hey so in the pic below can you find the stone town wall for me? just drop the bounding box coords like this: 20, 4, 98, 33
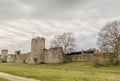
7, 54, 16, 62
92, 53, 114, 63
6, 52, 30, 63
0, 36, 65, 64
0, 55, 1, 62
66, 54, 94, 62
15, 52, 30, 63
1, 37, 109, 64
65, 53, 117, 63
1, 49, 8, 62
44, 47, 64, 63
28, 37, 65, 64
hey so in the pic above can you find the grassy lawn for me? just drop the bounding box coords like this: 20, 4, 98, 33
0, 77, 10, 81
0, 62, 120, 81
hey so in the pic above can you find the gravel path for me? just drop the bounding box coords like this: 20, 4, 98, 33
0, 72, 40, 81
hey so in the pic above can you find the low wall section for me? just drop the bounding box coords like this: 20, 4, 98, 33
66, 54, 94, 62
15, 52, 30, 63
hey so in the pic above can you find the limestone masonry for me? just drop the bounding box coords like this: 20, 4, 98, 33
28, 37, 64, 64
1, 49, 8, 62
0, 37, 95, 64
0, 37, 65, 64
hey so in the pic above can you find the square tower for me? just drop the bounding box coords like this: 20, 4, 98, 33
29, 37, 45, 64
1, 49, 8, 62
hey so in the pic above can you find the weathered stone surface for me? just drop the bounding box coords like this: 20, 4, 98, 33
1, 49, 8, 62
7, 54, 16, 62
29, 37, 45, 64
93, 53, 114, 63
66, 54, 94, 62
15, 53, 30, 63
36, 37, 45, 63
44, 47, 64, 63
29, 38, 36, 64
29, 37, 64, 64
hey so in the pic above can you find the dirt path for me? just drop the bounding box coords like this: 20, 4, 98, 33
0, 72, 40, 81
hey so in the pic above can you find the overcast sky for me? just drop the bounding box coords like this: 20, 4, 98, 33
0, 0, 119, 53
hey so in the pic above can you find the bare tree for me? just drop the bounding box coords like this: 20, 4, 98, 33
97, 20, 120, 53
97, 20, 120, 64
51, 32, 75, 54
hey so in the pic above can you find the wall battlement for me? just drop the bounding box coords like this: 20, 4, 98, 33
29, 37, 64, 64
0, 37, 96, 64
29, 37, 45, 64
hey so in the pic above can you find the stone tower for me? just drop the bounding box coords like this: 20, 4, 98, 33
29, 37, 45, 64
1, 49, 8, 62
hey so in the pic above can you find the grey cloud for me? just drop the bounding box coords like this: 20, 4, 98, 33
0, 0, 120, 53
0, 19, 99, 53
0, 0, 119, 21
0, 0, 89, 20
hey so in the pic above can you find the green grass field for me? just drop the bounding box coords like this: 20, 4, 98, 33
0, 77, 10, 81
0, 62, 120, 81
